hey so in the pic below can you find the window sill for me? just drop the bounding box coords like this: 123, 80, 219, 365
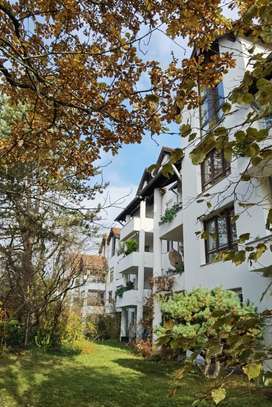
200, 171, 231, 196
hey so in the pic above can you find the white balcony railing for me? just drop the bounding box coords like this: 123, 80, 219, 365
115, 288, 152, 308
117, 251, 153, 273
120, 217, 154, 241
159, 206, 183, 240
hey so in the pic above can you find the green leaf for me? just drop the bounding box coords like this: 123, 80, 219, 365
247, 143, 260, 158
170, 148, 184, 163
211, 387, 226, 405
239, 233, 250, 243
243, 362, 262, 381
223, 147, 232, 162
188, 132, 197, 142
190, 149, 207, 165
263, 372, 272, 386
233, 250, 246, 265
147, 164, 158, 174
145, 94, 160, 103
255, 243, 267, 259
180, 124, 191, 137
161, 163, 173, 178
222, 102, 231, 113
240, 93, 255, 104
256, 78, 272, 91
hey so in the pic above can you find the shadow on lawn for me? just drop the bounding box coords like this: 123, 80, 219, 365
0, 351, 271, 407
113, 357, 179, 377
0, 353, 189, 407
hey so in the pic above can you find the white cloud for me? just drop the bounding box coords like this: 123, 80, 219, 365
81, 183, 137, 253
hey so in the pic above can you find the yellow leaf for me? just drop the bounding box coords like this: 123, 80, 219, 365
211, 387, 226, 405
243, 362, 262, 381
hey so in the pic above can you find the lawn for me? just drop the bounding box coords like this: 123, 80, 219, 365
0, 341, 271, 407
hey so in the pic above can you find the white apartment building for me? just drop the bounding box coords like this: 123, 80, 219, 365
103, 34, 272, 342
71, 254, 107, 318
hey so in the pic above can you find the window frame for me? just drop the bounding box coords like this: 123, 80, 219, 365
204, 206, 237, 263
201, 148, 231, 190
200, 82, 225, 129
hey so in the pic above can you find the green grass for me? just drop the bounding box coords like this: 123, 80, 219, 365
0, 341, 271, 407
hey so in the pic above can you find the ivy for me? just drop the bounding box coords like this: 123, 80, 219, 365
160, 203, 182, 224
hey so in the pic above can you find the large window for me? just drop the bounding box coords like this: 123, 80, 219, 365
201, 82, 224, 129
201, 148, 230, 190
204, 206, 237, 263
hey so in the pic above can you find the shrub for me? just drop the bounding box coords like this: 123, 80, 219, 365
0, 319, 24, 349
86, 314, 121, 340
157, 288, 262, 374
134, 340, 153, 358
156, 288, 271, 405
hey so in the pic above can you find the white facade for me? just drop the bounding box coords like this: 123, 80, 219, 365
70, 255, 106, 318
103, 36, 272, 342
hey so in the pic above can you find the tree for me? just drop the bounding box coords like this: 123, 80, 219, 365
0, 1, 268, 178
0, 158, 104, 347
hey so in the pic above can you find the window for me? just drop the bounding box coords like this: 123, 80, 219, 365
201, 148, 230, 189
111, 237, 116, 257
167, 240, 174, 252
201, 82, 224, 129
204, 206, 237, 263
87, 290, 104, 306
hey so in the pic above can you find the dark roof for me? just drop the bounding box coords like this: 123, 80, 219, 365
140, 160, 181, 198
115, 147, 181, 222
136, 146, 174, 195
114, 196, 141, 222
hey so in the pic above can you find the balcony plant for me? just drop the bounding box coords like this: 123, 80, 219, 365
166, 264, 184, 275
118, 239, 138, 256
115, 281, 135, 298
160, 202, 182, 224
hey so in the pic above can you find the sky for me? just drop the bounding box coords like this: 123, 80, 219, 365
89, 4, 238, 246
91, 29, 188, 235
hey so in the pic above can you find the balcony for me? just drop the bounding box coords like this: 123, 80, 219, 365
120, 217, 154, 241
118, 251, 153, 273
159, 205, 183, 240
116, 288, 152, 308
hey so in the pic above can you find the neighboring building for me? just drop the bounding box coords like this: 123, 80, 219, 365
103, 34, 272, 342
71, 254, 107, 318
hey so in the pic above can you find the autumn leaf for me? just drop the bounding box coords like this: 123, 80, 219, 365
243, 362, 262, 381
211, 387, 226, 405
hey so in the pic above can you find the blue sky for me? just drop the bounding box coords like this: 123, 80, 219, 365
92, 29, 187, 229
93, 4, 237, 230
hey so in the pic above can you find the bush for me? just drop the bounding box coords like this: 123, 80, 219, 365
0, 319, 24, 349
157, 288, 262, 374
86, 314, 121, 340
62, 311, 85, 344
134, 340, 153, 358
